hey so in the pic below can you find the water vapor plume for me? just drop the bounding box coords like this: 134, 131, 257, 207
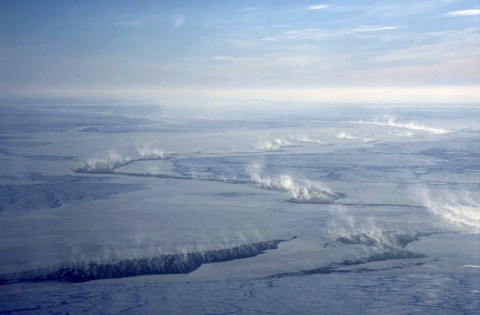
75, 147, 173, 174
75, 151, 130, 173
327, 206, 426, 250
418, 188, 479, 232
137, 146, 174, 160
291, 136, 327, 145
388, 130, 415, 137
337, 231, 426, 251
337, 132, 374, 143
352, 116, 452, 135
255, 138, 291, 152
0, 240, 287, 284
247, 163, 344, 203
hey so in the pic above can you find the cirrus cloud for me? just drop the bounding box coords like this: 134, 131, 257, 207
307, 5, 330, 10
446, 9, 480, 16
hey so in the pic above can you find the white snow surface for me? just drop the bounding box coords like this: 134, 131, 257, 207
0, 104, 479, 314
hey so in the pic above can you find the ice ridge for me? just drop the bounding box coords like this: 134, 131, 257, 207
0, 240, 286, 284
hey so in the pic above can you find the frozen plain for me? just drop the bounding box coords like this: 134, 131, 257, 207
0, 104, 479, 314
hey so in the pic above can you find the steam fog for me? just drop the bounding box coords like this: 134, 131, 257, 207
0, 104, 478, 313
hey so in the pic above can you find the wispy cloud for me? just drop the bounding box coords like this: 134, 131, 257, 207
240, 7, 258, 12
307, 5, 330, 10
446, 9, 480, 16
276, 25, 398, 41
373, 28, 480, 65
284, 28, 325, 40
225, 38, 261, 49
352, 26, 398, 33
212, 55, 237, 61
115, 20, 144, 27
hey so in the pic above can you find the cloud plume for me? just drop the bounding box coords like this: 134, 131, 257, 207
255, 139, 291, 152
352, 116, 452, 135
247, 164, 344, 204
418, 188, 479, 232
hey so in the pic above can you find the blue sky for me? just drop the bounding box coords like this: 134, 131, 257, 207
1, 0, 479, 105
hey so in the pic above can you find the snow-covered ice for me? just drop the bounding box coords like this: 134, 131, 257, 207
0, 104, 479, 314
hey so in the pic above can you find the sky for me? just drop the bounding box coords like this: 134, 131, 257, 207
1, 0, 479, 106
